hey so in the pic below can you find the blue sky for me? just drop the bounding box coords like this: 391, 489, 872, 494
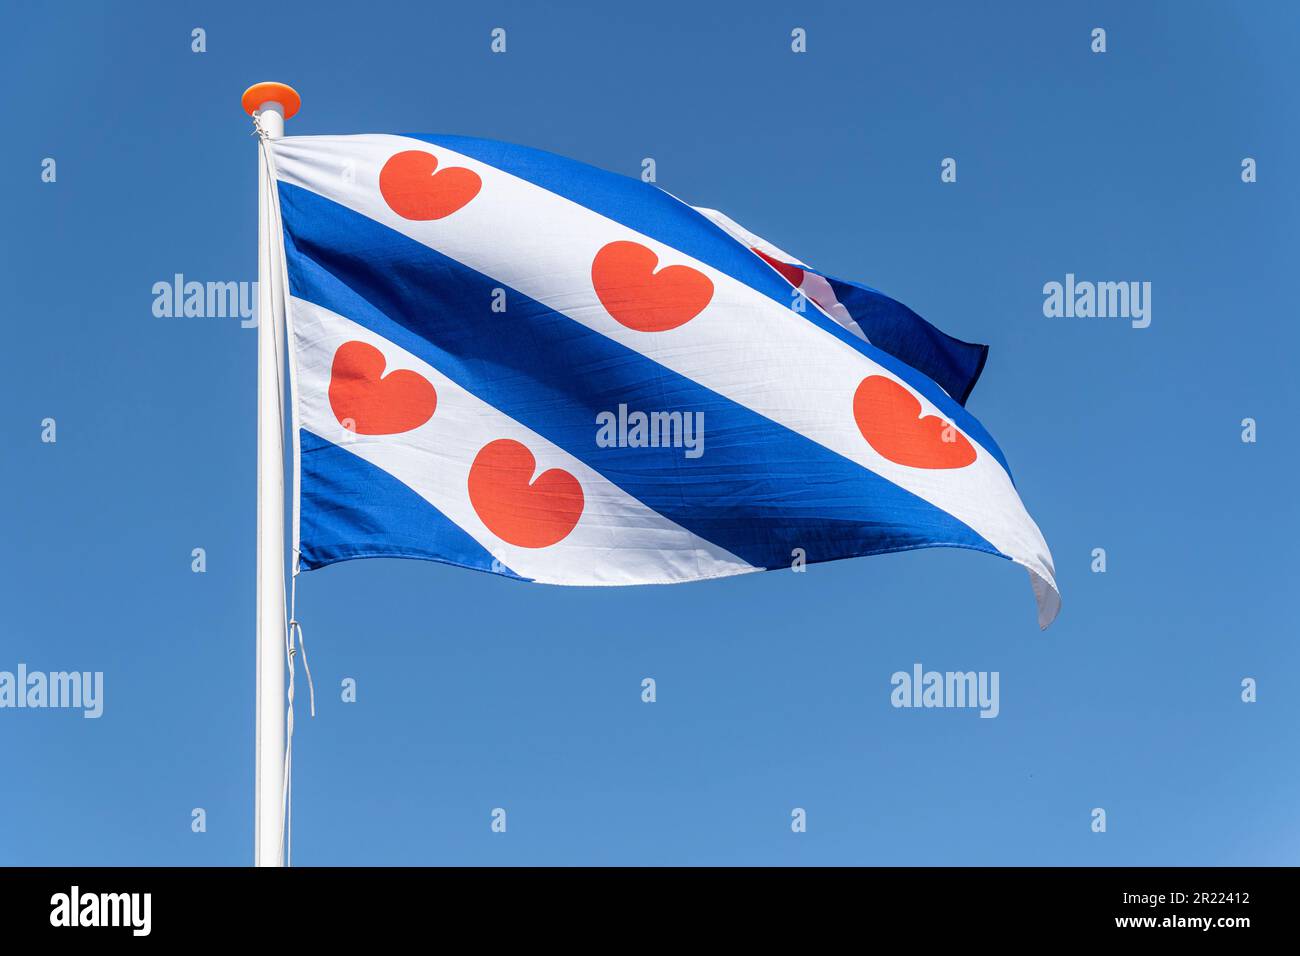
1, 0, 1297, 865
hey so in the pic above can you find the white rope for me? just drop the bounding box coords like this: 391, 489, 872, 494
254, 112, 317, 867
250, 109, 270, 141
281, 569, 317, 867
290, 569, 318, 719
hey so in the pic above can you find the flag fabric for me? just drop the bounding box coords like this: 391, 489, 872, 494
268, 133, 1060, 627
690, 207, 989, 405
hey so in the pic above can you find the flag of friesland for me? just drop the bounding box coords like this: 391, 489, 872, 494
267, 133, 1059, 627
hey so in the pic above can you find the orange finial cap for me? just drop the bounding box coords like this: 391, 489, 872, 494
241, 82, 301, 118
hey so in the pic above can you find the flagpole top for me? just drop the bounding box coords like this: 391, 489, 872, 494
242, 82, 301, 118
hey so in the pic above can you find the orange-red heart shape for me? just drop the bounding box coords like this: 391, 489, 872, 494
329, 340, 438, 436
853, 375, 976, 469
379, 150, 482, 221
468, 439, 584, 549
591, 241, 714, 332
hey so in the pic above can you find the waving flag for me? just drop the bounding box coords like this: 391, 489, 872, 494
269, 133, 1060, 627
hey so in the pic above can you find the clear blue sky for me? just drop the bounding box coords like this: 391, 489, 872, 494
2, 0, 1296, 865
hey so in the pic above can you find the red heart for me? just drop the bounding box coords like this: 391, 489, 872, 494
853, 375, 976, 469
329, 341, 438, 436
379, 150, 482, 220
591, 241, 714, 332
468, 439, 584, 549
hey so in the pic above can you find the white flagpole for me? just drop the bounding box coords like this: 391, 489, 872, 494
243, 82, 300, 868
